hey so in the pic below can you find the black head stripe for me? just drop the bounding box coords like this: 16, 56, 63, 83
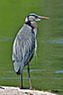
27, 14, 38, 18
26, 20, 31, 26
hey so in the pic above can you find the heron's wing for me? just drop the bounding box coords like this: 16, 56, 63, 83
12, 24, 35, 74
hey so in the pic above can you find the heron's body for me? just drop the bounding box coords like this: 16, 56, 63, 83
12, 13, 49, 89
12, 24, 35, 75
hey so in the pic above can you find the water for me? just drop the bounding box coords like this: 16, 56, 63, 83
42, 39, 63, 44
8, 69, 45, 73
55, 71, 63, 74
0, 77, 36, 80
54, 77, 63, 79
0, 0, 63, 94
0, 36, 14, 42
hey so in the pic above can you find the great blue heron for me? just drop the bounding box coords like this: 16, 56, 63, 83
12, 13, 49, 89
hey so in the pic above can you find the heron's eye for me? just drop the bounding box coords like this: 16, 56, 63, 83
35, 16, 38, 18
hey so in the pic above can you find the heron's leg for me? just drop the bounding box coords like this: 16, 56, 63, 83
27, 64, 32, 89
21, 73, 23, 89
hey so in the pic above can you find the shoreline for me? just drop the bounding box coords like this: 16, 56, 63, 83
0, 86, 58, 95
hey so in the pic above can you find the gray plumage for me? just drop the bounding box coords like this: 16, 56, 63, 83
12, 13, 49, 89
12, 24, 35, 75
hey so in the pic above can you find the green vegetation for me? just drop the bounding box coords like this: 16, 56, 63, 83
0, 0, 63, 95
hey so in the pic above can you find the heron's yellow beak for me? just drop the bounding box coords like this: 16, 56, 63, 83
38, 16, 50, 20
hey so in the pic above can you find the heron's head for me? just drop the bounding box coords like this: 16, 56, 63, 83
25, 13, 49, 23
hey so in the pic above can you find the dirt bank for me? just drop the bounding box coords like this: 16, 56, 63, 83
0, 86, 58, 95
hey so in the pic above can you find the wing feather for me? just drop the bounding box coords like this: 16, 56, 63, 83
12, 24, 35, 74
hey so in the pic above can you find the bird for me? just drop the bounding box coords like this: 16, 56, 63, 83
12, 13, 49, 89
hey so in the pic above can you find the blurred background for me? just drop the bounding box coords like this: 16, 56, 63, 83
0, 0, 63, 94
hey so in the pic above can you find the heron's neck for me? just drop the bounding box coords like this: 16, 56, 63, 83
25, 21, 31, 27
31, 22, 38, 38
25, 21, 37, 37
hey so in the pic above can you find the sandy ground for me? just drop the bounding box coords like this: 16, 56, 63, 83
0, 86, 58, 95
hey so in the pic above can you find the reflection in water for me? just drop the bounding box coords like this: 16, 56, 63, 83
8, 69, 45, 73
50, 76, 63, 80
54, 77, 63, 79
55, 71, 63, 73
24, 69, 45, 72
42, 39, 63, 44
4, 69, 45, 80
0, 77, 36, 80
0, 36, 14, 41
41, 82, 44, 84
5, 69, 45, 80
8, 71, 15, 73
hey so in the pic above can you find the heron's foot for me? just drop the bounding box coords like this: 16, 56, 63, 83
20, 87, 29, 89
20, 86, 24, 89
30, 86, 33, 90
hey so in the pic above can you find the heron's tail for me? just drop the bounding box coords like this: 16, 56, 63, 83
13, 61, 24, 75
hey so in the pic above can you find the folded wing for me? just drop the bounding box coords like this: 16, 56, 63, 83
12, 24, 35, 75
